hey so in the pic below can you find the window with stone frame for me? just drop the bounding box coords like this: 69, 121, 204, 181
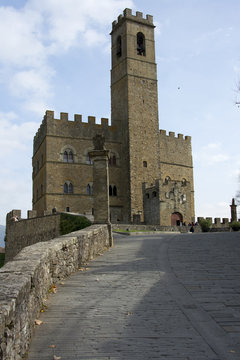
63, 149, 74, 163
137, 32, 146, 56
64, 182, 73, 194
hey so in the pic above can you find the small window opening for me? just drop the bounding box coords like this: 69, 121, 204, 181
109, 185, 113, 196
182, 178, 187, 186
137, 32, 145, 56
116, 35, 122, 57
143, 161, 147, 168
152, 191, 157, 198
164, 176, 171, 185
66, 207, 70, 212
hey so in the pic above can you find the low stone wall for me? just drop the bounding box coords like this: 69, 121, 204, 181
112, 224, 180, 232
113, 224, 229, 233
5, 211, 62, 263
0, 224, 112, 360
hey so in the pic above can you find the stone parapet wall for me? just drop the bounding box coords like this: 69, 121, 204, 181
5, 211, 62, 263
112, 224, 180, 232
197, 217, 231, 230
0, 224, 112, 360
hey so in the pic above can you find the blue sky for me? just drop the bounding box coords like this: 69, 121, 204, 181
0, 0, 240, 225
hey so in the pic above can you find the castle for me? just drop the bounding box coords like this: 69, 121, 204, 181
32, 9, 195, 226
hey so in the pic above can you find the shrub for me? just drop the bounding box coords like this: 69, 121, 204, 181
230, 221, 240, 232
60, 213, 91, 235
199, 218, 211, 232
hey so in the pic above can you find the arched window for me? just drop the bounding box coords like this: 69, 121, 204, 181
113, 185, 117, 196
152, 191, 157, 198
68, 182, 73, 194
87, 184, 93, 195
182, 178, 187, 186
60, 145, 77, 163
116, 35, 122, 57
63, 151, 68, 162
137, 32, 145, 56
109, 185, 117, 197
164, 176, 171, 185
68, 151, 73, 163
64, 182, 68, 194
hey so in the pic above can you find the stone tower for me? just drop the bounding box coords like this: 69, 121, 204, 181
111, 9, 160, 221
32, 9, 195, 226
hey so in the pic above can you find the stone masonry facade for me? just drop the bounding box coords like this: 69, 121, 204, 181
32, 9, 195, 226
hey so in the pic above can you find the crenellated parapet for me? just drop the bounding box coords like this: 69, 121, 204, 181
197, 217, 231, 229
33, 110, 118, 155
111, 8, 154, 33
159, 129, 191, 142
159, 129, 193, 169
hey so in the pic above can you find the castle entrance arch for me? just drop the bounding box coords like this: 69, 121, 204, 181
171, 212, 183, 226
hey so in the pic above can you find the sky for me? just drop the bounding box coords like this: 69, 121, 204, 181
0, 0, 240, 225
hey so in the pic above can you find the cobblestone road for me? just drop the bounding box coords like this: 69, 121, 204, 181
26, 232, 240, 360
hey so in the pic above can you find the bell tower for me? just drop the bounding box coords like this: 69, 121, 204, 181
111, 9, 160, 221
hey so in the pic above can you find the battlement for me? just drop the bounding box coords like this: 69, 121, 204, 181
111, 8, 154, 32
6, 209, 38, 223
44, 110, 110, 126
159, 129, 191, 141
34, 110, 116, 154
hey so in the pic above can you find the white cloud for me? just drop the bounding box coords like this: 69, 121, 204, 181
0, 112, 38, 156
0, 112, 40, 224
0, 7, 45, 67
0, 0, 134, 114
194, 142, 230, 166
197, 201, 231, 219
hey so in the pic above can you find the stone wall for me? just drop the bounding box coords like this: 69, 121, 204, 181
0, 224, 112, 360
5, 211, 62, 263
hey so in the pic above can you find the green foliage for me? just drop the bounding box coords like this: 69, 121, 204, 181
0, 253, 5, 268
199, 219, 211, 232
230, 221, 240, 232
60, 213, 91, 235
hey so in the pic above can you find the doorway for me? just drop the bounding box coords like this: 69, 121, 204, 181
171, 212, 183, 226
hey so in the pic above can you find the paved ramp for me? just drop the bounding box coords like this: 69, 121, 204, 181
26, 232, 240, 359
